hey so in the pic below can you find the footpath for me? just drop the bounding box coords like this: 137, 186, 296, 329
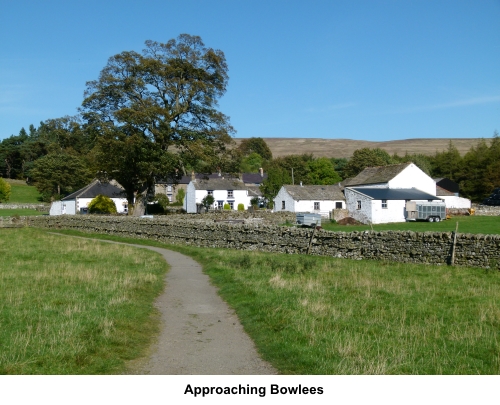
55, 234, 277, 375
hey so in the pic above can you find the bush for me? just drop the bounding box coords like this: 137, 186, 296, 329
88, 195, 117, 214
0, 178, 11, 203
223, 203, 231, 210
176, 188, 185, 205
237, 203, 245, 211
201, 195, 215, 212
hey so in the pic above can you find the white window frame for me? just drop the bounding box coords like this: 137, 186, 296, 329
357, 200, 362, 210
227, 190, 234, 198
314, 202, 320, 210
382, 199, 388, 209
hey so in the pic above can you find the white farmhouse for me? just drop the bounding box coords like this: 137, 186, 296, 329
435, 186, 471, 209
49, 180, 128, 215
273, 184, 345, 218
184, 178, 255, 213
343, 162, 442, 224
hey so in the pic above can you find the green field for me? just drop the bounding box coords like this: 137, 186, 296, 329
2, 178, 42, 203
322, 215, 500, 235
0, 228, 168, 374
49, 229, 500, 375
0, 209, 44, 217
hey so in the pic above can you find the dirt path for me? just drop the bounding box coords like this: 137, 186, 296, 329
52, 234, 277, 375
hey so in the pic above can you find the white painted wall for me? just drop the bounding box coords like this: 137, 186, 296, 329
274, 186, 345, 217
370, 199, 406, 224
389, 164, 436, 195
186, 181, 252, 213
442, 196, 471, 209
274, 187, 297, 213
77, 197, 128, 214
49, 200, 76, 215
185, 182, 197, 213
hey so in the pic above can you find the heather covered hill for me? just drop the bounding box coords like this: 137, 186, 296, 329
233, 138, 481, 159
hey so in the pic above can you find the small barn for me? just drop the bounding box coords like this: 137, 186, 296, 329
345, 187, 443, 224
49, 180, 128, 215
273, 184, 345, 218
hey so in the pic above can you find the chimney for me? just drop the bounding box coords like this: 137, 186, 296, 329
259, 167, 263, 178
191, 170, 195, 181
300, 181, 303, 187
217, 167, 221, 177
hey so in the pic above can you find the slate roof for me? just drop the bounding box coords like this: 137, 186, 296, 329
434, 178, 459, 194
284, 185, 345, 201
436, 185, 455, 196
348, 187, 441, 201
157, 172, 266, 185
62, 180, 125, 201
343, 162, 412, 186
242, 173, 267, 184
192, 178, 249, 191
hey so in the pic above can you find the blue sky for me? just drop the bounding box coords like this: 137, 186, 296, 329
1, 0, 499, 142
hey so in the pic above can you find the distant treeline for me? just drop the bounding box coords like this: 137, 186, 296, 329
1, 122, 499, 203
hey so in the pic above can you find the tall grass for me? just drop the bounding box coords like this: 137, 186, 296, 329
173, 247, 500, 374
0, 228, 168, 374
28, 229, 500, 374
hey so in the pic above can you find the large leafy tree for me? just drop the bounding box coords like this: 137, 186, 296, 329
30, 153, 94, 202
343, 148, 395, 178
81, 34, 236, 215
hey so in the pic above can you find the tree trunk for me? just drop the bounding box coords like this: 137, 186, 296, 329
131, 188, 147, 216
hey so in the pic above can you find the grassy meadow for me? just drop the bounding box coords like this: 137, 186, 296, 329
0, 228, 168, 374
322, 215, 500, 235
51, 230, 500, 374
2, 178, 41, 204
0, 209, 43, 217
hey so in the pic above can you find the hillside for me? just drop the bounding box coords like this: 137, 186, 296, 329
234, 138, 482, 159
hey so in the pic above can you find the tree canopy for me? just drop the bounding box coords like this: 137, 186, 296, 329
81, 34, 236, 215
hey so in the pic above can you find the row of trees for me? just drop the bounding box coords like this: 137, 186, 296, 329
0, 34, 497, 208
255, 135, 499, 203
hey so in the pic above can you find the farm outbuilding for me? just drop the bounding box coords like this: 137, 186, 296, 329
273, 184, 345, 218
49, 180, 128, 215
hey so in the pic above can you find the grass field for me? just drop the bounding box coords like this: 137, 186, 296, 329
2, 178, 42, 203
51, 229, 500, 374
0, 209, 44, 217
0, 228, 168, 374
322, 215, 500, 235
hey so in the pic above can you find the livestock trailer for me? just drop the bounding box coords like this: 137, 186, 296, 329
296, 213, 322, 227
405, 201, 446, 222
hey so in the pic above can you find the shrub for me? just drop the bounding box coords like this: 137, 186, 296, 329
88, 195, 117, 214
176, 188, 185, 205
223, 203, 231, 210
0, 178, 11, 203
201, 195, 215, 212
237, 203, 245, 211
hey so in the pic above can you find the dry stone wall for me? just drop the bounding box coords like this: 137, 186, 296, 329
27, 215, 500, 270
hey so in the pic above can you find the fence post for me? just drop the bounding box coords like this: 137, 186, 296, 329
451, 222, 459, 266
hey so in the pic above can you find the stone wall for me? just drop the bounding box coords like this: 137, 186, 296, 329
0, 203, 49, 211
473, 204, 500, 216
27, 215, 500, 269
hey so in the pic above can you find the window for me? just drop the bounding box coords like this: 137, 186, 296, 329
282, 201, 286, 210
217, 201, 223, 209
166, 185, 172, 192
382, 199, 388, 209
227, 190, 233, 198
207, 190, 213, 196
335, 202, 343, 209
314, 202, 320, 210
228, 201, 234, 210
357, 200, 362, 210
